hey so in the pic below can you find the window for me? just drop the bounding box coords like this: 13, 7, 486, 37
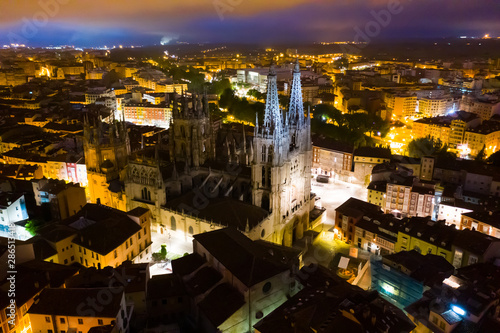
114, 250, 117, 259
98, 319, 103, 325
64, 259, 68, 264
96, 254, 99, 260
468, 255, 478, 265
45, 316, 51, 323
60, 318, 65, 324
171, 216, 176, 231
78, 319, 83, 325
144, 227, 146, 236
262, 282, 272, 294
129, 237, 133, 245
188, 226, 194, 235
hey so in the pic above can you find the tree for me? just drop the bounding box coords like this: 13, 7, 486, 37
407, 136, 457, 161
313, 104, 342, 123
160, 244, 167, 259
24, 219, 44, 236
211, 78, 231, 96
407, 137, 442, 158
247, 89, 263, 100
219, 88, 235, 109
333, 57, 349, 69
487, 150, 500, 167
475, 145, 486, 161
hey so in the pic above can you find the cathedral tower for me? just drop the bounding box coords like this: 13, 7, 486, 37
83, 115, 130, 210
168, 91, 214, 167
252, 62, 312, 245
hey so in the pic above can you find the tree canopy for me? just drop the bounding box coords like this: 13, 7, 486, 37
487, 150, 500, 167
407, 136, 456, 161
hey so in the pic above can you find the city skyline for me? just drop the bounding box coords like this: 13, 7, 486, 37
1, 0, 499, 47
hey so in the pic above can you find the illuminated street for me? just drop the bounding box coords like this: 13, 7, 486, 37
151, 229, 193, 258
311, 177, 368, 227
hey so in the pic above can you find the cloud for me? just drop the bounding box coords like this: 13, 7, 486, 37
0, 0, 497, 45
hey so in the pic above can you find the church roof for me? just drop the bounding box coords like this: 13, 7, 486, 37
163, 191, 268, 231
198, 283, 245, 328
192, 228, 292, 288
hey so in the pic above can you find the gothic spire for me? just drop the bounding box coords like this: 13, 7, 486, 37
203, 88, 209, 116
262, 64, 283, 137
289, 58, 304, 127
172, 90, 179, 116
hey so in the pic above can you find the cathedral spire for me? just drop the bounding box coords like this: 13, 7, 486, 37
203, 88, 209, 116
172, 89, 179, 116
263, 64, 283, 137
254, 112, 259, 136
242, 124, 246, 153
289, 58, 304, 127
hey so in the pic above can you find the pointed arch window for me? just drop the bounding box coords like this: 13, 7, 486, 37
180, 125, 186, 138
181, 143, 186, 157
170, 216, 176, 231
262, 166, 266, 186
267, 167, 271, 186
268, 145, 273, 163
141, 187, 151, 201
261, 145, 266, 162
149, 170, 156, 186
132, 168, 139, 183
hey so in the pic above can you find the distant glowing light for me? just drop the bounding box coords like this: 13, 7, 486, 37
451, 305, 466, 316
443, 278, 461, 289
382, 283, 396, 295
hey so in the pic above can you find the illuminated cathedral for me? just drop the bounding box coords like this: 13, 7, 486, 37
86, 60, 313, 246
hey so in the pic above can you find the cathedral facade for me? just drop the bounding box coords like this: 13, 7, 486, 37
83, 115, 129, 211
122, 61, 312, 247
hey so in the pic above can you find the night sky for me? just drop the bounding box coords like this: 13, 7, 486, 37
0, 0, 498, 47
